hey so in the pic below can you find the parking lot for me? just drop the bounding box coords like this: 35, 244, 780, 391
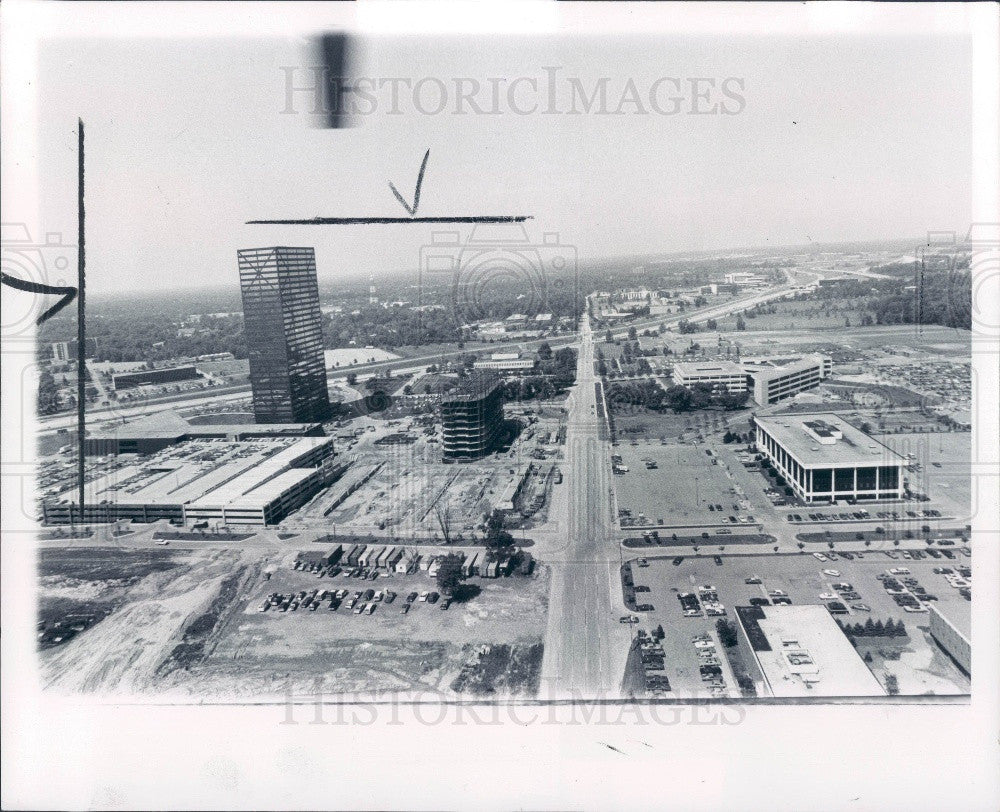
615, 443, 746, 529
233, 550, 550, 646
622, 549, 970, 696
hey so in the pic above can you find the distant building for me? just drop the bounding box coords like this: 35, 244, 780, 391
51, 338, 98, 362
473, 352, 536, 373
745, 354, 832, 405
238, 247, 330, 423
734, 604, 885, 697
724, 272, 765, 286
755, 413, 906, 503
83, 410, 325, 456
672, 361, 748, 393
441, 372, 504, 461
112, 365, 201, 391
928, 604, 970, 676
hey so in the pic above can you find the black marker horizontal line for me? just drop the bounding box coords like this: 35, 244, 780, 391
246, 215, 533, 225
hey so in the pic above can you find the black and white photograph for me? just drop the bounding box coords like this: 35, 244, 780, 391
2, 2, 998, 809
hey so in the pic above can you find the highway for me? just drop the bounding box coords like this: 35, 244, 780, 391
539, 313, 632, 698
36, 275, 808, 435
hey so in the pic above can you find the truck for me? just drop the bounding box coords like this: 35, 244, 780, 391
463, 552, 480, 578
386, 547, 404, 571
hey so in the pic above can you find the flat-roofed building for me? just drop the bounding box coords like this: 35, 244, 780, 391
441, 372, 504, 461
112, 365, 201, 391
734, 604, 885, 697
42, 436, 336, 526
746, 354, 832, 405
473, 352, 537, 373
83, 410, 324, 456
672, 360, 748, 393
755, 413, 906, 503
928, 603, 970, 676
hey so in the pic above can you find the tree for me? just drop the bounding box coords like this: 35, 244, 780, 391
735, 315, 746, 331
346, 372, 358, 385
434, 504, 453, 545
435, 554, 466, 596
716, 619, 738, 647
483, 513, 516, 561
537, 341, 553, 361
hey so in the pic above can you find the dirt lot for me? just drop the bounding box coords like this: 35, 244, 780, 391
624, 550, 969, 697
38, 545, 550, 699
39, 546, 259, 694
187, 553, 550, 699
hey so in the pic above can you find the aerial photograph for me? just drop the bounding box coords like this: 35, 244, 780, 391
18, 27, 978, 707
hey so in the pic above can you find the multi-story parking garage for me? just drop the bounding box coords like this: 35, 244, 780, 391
754, 413, 906, 503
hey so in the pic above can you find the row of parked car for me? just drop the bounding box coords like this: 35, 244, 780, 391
691, 633, 727, 697
878, 570, 932, 613
259, 587, 448, 615
635, 630, 671, 697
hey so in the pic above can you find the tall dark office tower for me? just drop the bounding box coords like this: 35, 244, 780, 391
238, 247, 330, 423
440, 372, 504, 461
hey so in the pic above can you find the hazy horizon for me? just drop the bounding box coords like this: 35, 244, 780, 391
36, 33, 974, 294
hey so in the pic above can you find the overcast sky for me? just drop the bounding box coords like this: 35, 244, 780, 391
38, 30, 973, 293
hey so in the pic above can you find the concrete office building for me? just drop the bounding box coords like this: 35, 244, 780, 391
755, 413, 906, 503
928, 604, 971, 676
473, 352, 537, 374
441, 372, 504, 461
238, 247, 330, 423
734, 604, 885, 697
746, 354, 832, 405
672, 360, 748, 393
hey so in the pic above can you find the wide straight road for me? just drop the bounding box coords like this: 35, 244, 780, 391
540, 314, 632, 699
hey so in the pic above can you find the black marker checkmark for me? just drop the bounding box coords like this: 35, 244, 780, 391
388, 149, 430, 216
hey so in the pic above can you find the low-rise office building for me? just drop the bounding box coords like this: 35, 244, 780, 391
82, 410, 324, 456
928, 603, 970, 676
473, 352, 537, 373
734, 604, 885, 697
755, 413, 906, 503
745, 354, 832, 405
671, 361, 748, 393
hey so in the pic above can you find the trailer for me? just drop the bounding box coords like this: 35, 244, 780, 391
358, 546, 381, 568
345, 544, 363, 566
485, 560, 499, 579
427, 557, 443, 577
376, 546, 393, 570
386, 547, 404, 570
395, 552, 415, 574
325, 544, 344, 566
464, 552, 481, 577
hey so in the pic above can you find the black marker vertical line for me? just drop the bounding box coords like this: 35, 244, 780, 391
77, 119, 86, 522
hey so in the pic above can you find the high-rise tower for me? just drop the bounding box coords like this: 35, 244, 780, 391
238, 247, 330, 423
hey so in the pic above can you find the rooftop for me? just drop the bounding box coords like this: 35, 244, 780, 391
738, 604, 885, 697
441, 371, 502, 403
673, 360, 746, 377
755, 413, 907, 467
88, 410, 323, 443
48, 436, 333, 509
929, 600, 971, 641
